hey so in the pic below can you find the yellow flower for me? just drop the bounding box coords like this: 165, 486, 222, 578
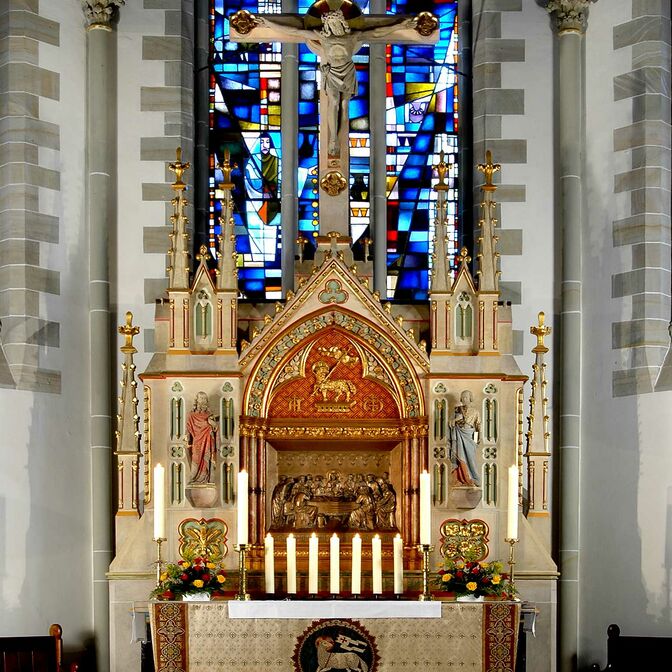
192, 579, 204, 588
479, 562, 490, 569
181, 561, 191, 568
466, 582, 477, 591
491, 575, 501, 585
217, 574, 226, 584
441, 573, 452, 583
206, 562, 216, 569
456, 560, 465, 569
160, 573, 168, 582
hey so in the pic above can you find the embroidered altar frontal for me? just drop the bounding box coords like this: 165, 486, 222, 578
150, 601, 520, 671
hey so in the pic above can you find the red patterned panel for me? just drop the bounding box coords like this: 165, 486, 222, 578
268, 330, 400, 420
483, 603, 520, 672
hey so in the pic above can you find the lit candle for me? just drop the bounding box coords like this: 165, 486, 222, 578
507, 465, 519, 540
420, 470, 431, 545
237, 469, 249, 546
264, 533, 275, 594
330, 534, 340, 595
372, 534, 382, 595
351, 533, 361, 595
153, 464, 166, 540
309, 533, 319, 595
286, 534, 297, 595
393, 534, 403, 595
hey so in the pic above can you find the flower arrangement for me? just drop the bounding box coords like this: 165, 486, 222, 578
436, 552, 511, 598
151, 555, 227, 600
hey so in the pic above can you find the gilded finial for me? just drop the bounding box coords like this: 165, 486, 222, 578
435, 150, 448, 188
196, 244, 211, 263
531, 311, 551, 354
218, 148, 234, 185
169, 147, 190, 191
477, 150, 500, 190
119, 311, 140, 354
458, 246, 471, 267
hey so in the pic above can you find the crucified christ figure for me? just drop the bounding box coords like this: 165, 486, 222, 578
231, 6, 438, 159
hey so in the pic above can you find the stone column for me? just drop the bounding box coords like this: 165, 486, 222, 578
544, 2, 595, 670
82, 3, 124, 670
370, 0, 387, 296
281, 0, 299, 295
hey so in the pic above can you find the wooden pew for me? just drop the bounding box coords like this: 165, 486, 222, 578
0, 624, 78, 672
590, 623, 672, 671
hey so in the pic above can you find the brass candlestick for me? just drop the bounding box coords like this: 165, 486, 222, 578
153, 537, 166, 586
417, 544, 434, 601
505, 537, 518, 596
235, 544, 251, 601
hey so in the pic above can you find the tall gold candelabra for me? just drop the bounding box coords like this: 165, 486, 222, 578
153, 537, 166, 586
235, 544, 251, 601
505, 537, 518, 595
417, 544, 434, 601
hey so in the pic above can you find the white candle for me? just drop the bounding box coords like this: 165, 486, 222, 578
372, 534, 382, 595
286, 534, 297, 594
237, 470, 248, 546
264, 533, 275, 594
153, 463, 165, 540
351, 533, 362, 595
507, 465, 519, 540
393, 534, 403, 594
308, 533, 319, 594
330, 534, 340, 595
420, 470, 431, 545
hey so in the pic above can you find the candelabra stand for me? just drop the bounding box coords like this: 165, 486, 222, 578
235, 544, 251, 601
153, 537, 166, 586
505, 537, 518, 595
417, 544, 434, 601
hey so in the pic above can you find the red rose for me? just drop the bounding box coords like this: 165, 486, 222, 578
472, 567, 480, 573
201, 574, 211, 582
181, 573, 189, 581
217, 569, 225, 576
456, 570, 464, 579
482, 577, 490, 583
161, 590, 174, 600
194, 557, 203, 564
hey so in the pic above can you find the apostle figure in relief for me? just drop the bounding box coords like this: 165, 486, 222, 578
186, 391, 219, 484
253, 10, 416, 158
449, 390, 481, 487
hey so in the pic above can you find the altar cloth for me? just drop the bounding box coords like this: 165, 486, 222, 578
150, 600, 521, 672
228, 599, 442, 619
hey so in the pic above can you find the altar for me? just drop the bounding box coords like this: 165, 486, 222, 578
150, 600, 521, 672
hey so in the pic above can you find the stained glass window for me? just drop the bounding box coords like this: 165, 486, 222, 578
209, 0, 459, 301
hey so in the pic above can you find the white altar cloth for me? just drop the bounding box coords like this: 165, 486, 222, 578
228, 599, 442, 619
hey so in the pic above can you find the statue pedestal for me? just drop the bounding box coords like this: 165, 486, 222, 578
186, 483, 218, 508
449, 486, 482, 510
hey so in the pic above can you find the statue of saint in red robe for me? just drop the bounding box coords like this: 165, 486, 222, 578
186, 391, 219, 484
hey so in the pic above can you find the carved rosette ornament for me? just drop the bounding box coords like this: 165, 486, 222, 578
415, 12, 439, 38
320, 170, 348, 196
81, 0, 125, 30
545, 0, 597, 34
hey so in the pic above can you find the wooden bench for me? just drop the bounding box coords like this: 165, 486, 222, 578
590, 623, 672, 671
0, 624, 78, 672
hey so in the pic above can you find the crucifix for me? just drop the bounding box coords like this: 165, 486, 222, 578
230, 0, 439, 242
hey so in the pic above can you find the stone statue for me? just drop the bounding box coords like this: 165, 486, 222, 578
252, 10, 417, 157
449, 390, 481, 486
271, 475, 295, 527
186, 391, 219, 484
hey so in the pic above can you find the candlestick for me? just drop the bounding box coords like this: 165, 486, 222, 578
153, 463, 165, 540
505, 537, 519, 596
237, 470, 249, 546
330, 534, 340, 596
351, 533, 361, 596
507, 465, 519, 541
234, 543, 251, 601
372, 535, 382, 595
417, 544, 434, 601
393, 534, 403, 595
153, 536, 166, 586
420, 470, 431, 545
309, 533, 319, 595
286, 534, 297, 595
264, 533, 275, 594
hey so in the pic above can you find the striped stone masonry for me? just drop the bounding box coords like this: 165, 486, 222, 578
612, 0, 671, 396
0, 0, 61, 392
141, 0, 195, 345
471, 0, 526, 353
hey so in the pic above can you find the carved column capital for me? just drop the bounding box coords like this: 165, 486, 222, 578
81, 0, 125, 31
545, 0, 597, 34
